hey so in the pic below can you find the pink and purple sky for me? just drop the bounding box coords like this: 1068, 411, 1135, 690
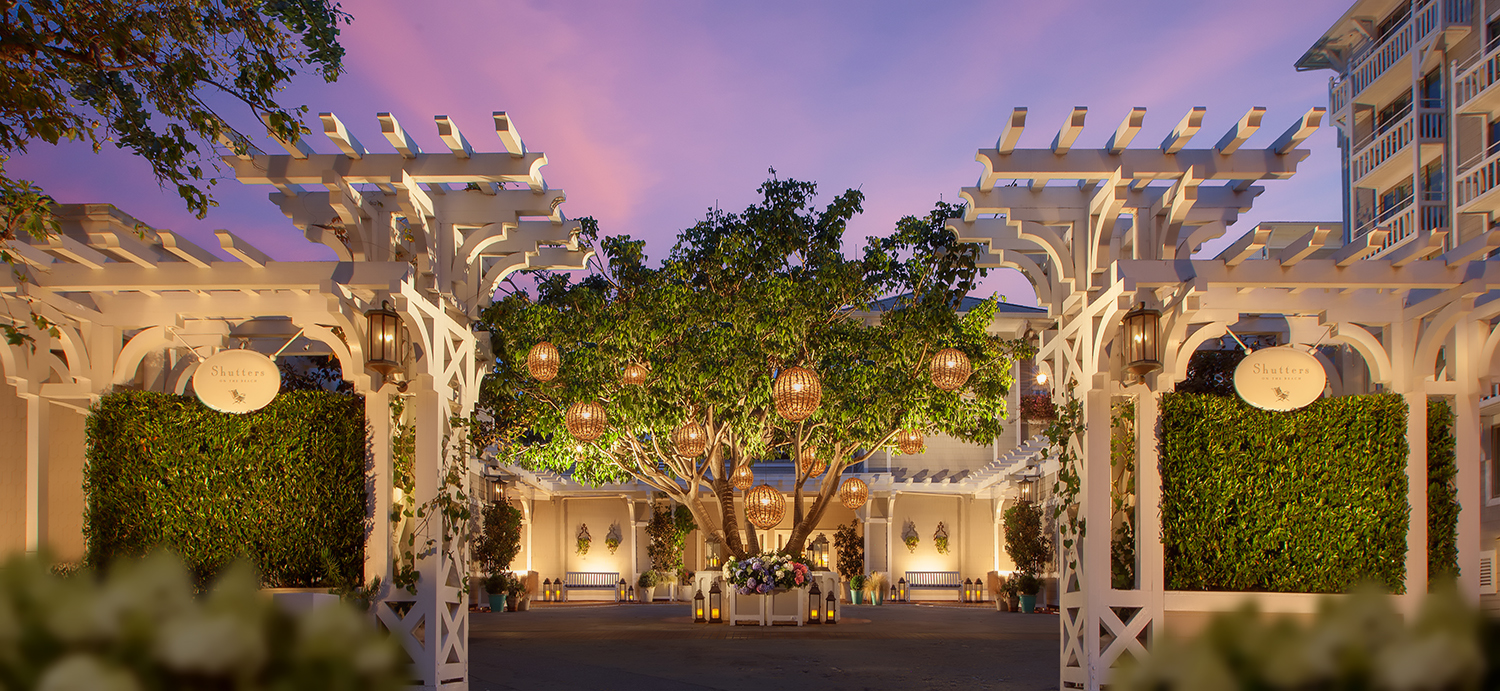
9, 0, 1351, 304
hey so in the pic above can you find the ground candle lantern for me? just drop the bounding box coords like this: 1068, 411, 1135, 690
709, 581, 723, 623
694, 589, 706, 623
825, 589, 837, 624
616, 578, 627, 602
1122, 302, 1162, 377
963, 578, 974, 602
897, 577, 907, 602
541, 578, 552, 602
808, 581, 822, 624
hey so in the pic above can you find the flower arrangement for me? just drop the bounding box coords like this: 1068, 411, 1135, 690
721, 552, 809, 594
934, 522, 950, 555
904, 534, 919, 553
605, 535, 620, 554
576, 523, 591, 555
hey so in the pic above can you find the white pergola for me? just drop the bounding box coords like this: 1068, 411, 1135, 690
948, 105, 1500, 691
0, 111, 591, 691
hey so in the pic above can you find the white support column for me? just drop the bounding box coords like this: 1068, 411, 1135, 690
1455, 318, 1483, 600
24, 395, 48, 554
365, 388, 391, 584
1406, 389, 1430, 603
1082, 374, 1112, 690
1136, 384, 1164, 637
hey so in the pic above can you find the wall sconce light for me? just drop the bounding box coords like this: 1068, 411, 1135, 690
1122, 302, 1162, 377
365, 300, 405, 378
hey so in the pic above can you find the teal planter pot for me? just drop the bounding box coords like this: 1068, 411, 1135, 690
1019, 594, 1036, 613
850, 589, 863, 605
488, 594, 507, 612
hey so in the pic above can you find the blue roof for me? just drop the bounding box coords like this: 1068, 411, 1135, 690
865, 293, 1046, 314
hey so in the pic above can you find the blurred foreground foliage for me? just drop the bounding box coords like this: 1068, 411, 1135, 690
7, 552, 399, 690
1115, 586, 1499, 691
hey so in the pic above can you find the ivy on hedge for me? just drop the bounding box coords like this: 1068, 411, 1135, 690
83, 390, 367, 588
1160, 393, 1408, 593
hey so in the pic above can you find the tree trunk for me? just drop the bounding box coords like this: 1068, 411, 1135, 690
743, 485, 761, 555
784, 463, 844, 555
712, 478, 748, 559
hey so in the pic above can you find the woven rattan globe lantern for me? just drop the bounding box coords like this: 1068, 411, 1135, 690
745, 483, 785, 529
673, 420, 707, 457
773, 366, 822, 421
930, 348, 972, 391
799, 447, 826, 478
564, 401, 607, 442
896, 428, 925, 455
620, 362, 648, 386
838, 477, 869, 509
527, 341, 560, 381
731, 464, 754, 490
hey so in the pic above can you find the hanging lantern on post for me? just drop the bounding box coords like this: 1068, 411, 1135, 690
694, 589, 706, 623
799, 447, 827, 479
709, 581, 723, 623
673, 420, 707, 457
365, 301, 405, 378
930, 348, 972, 391
565, 401, 607, 442
745, 484, 785, 529
731, 464, 755, 490
1122, 302, 1162, 377
620, 362, 648, 386
896, 429, 925, 455
773, 366, 822, 421
838, 477, 868, 509
807, 581, 822, 624
527, 341, 560, 381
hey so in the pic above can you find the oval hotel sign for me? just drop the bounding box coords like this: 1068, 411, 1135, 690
193, 349, 279, 414
1233, 347, 1327, 412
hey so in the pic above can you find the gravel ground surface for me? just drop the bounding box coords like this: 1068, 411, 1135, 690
469, 602, 1059, 691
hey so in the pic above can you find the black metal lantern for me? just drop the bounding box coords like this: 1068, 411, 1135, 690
810, 533, 830, 570
709, 581, 723, 623
807, 581, 822, 624
889, 582, 898, 602
825, 588, 837, 624
1122, 302, 1162, 377
963, 578, 974, 603
897, 577, 908, 602
365, 300, 404, 377
541, 578, 553, 602
627, 585, 635, 603
694, 588, 707, 623
616, 578, 627, 602
1020, 474, 1037, 503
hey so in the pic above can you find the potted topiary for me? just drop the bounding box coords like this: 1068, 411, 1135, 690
1016, 573, 1041, 613
484, 573, 508, 613
507, 577, 528, 612
637, 570, 659, 603
848, 574, 865, 605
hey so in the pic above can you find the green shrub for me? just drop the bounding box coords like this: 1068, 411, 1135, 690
0, 552, 399, 690
474, 501, 523, 575
84, 390, 367, 588
637, 570, 659, 588
1160, 393, 1407, 593
834, 522, 864, 579
1429, 398, 1460, 584
1003, 501, 1052, 577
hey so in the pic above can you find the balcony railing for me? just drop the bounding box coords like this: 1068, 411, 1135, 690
1455, 34, 1500, 108
1353, 196, 1416, 250
1330, 0, 1471, 111
1351, 112, 1413, 181
1455, 144, 1500, 208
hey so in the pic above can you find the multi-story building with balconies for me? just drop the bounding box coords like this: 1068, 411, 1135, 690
1298, 0, 1477, 256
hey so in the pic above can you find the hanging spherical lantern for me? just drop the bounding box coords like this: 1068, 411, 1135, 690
731, 464, 755, 490
773, 366, 822, 422
930, 347, 972, 391
527, 342, 560, 381
673, 420, 707, 457
799, 447, 826, 479
745, 484, 785, 529
621, 362, 648, 386
896, 428, 925, 455
838, 477, 869, 509
564, 401, 607, 442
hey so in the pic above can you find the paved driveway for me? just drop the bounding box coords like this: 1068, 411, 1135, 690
470, 603, 1059, 690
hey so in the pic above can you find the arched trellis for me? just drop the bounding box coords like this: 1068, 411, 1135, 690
1, 110, 594, 690
949, 104, 1500, 691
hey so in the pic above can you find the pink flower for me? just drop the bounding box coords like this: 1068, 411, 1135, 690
795, 573, 804, 585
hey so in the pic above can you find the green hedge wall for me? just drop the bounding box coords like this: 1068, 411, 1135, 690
83, 390, 367, 587
1428, 398, 1459, 583
1160, 393, 1408, 593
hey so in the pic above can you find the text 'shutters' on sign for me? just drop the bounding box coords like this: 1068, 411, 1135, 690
192, 349, 280, 414
1232, 346, 1327, 412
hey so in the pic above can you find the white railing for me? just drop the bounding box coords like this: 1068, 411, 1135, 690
1455, 145, 1500, 208
1418, 108, 1446, 139
1333, 0, 1467, 109
1354, 198, 1416, 251
1455, 40, 1500, 108
1351, 112, 1413, 182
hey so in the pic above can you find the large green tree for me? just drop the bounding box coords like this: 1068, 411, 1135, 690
478, 176, 1025, 559
0, 0, 350, 343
